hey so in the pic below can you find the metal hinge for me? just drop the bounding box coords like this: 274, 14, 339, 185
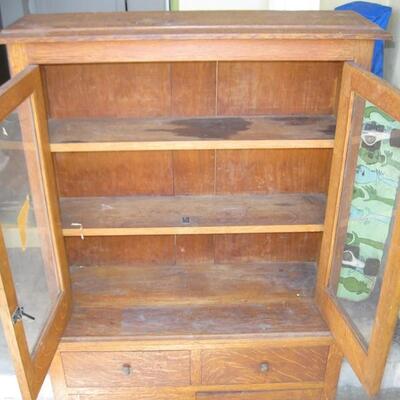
12, 307, 35, 324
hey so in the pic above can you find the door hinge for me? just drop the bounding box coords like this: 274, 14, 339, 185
12, 306, 35, 324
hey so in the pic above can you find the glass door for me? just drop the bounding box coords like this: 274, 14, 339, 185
0, 65, 71, 400
316, 62, 400, 396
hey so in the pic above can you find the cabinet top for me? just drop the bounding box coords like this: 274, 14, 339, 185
0, 11, 391, 43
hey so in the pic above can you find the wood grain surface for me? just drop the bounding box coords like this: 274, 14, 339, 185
201, 346, 329, 385
69, 262, 317, 307
63, 300, 329, 340
48, 115, 335, 152
60, 193, 326, 236
0, 11, 390, 42
64, 232, 322, 266
61, 351, 190, 387
196, 389, 322, 399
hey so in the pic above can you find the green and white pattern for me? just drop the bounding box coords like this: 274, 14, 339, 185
337, 101, 400, 301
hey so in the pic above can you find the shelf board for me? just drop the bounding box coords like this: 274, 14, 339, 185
63, 300, 329, 341
49, 115, 335, 152
60, 193, 326, 236
70, 262, 316, 308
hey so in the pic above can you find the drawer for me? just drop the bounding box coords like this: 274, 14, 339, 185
201, 346, 329, 385
196, 389, 322, 400
61, 351, 190, 387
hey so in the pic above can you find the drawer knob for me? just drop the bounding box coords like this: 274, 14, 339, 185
122, 363, 132, 376
259, 362, 269, 373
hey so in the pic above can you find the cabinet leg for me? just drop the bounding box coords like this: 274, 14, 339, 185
322, 343, 343, 400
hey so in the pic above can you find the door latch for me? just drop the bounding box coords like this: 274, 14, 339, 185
12, 306, 35, 324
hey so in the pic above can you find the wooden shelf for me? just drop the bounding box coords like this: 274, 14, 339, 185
60, 193, 326, 236
63, 300, 329, 341
49, 115, 335, 152
70, 262, 316, 308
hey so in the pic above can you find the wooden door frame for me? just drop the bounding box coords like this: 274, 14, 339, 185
0, 65, 71, 400
316, 62, 400, 396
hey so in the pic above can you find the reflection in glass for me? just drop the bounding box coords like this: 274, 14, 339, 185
0, 102, 60, 355
330, 98, 400, 346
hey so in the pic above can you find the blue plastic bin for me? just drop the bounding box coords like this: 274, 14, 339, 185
335, 1, 392, 77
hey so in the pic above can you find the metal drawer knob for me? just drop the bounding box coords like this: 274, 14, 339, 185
259, 362, 269, 373
122, 363, 132, 376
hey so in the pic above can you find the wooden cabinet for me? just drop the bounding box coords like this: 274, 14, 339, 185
0, 10, 399, 400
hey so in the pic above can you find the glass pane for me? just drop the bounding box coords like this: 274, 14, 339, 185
0, 100, 60, 354
329, 97, 400, 347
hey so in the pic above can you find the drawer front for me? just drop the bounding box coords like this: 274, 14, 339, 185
61, 351, 190, 387
201, 346, 329, 385
196, 389, 322, 400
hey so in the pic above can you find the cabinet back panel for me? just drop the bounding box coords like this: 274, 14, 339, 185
218, 61, 342, 115
54, 149, 332, 197
43, 61, 341, 118
65, 232, 321, 267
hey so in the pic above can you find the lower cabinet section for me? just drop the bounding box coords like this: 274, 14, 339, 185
196, 389, 323, 399
53, 340, 340, 400
68, 389, 323, 400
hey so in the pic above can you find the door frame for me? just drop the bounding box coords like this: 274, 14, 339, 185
316, 62, 400, 396
0, 65, 71, 400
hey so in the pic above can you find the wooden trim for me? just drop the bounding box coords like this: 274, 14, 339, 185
58, 337, 333, 352
50, 140, 335, 152
316, 62, 400, 396
56, 382, 326, 396
18, 39, 368, 64
62, 224, 324, 237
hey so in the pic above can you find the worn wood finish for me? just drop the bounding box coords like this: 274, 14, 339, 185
218, 62, 342, 116
54, 148, 331, 197
60, 193, 326, 236
215, 233, 322, 263
216, 149, 332, 194
43, 63, 171, 119
196, 390, 322, 400
70, 262, 316, 308
65, 236, 176, 266
62, 351, 190, 387
73, 393, 191, 400
316, 63, 400, 396
48, 115, 336, 152
201, 346, 329, 385
176, 235, 215, 265
171, 62, 216, 117
65, 232, 321, 267
63, 300, 329, 340
53, 151, 174, 197
1, 11, 390, 43
173, 150, 215, 195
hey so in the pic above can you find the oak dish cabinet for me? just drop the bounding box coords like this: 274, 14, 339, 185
0, 11, 399, 400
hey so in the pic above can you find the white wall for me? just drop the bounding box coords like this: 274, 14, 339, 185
179, 0, 321, 10
179, 0, 269, 10
29, 0, 125, 13
320, 0, 390, 9
0, 0, 28, 27
385, 0, 400, 88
